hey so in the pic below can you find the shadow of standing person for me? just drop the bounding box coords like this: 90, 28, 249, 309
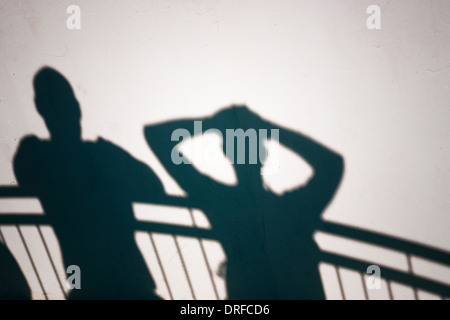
13, 67, 164, 299
145, 106, 344, 299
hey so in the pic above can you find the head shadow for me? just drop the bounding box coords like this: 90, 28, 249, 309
33, 67, 82, 144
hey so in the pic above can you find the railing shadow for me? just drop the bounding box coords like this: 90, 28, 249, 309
1, 186, 449, 300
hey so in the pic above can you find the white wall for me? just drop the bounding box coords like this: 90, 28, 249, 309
1, 0, 450, 299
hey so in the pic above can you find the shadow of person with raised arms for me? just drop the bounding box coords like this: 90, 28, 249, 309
13, 67, 164, 299
144, 105, 344, 299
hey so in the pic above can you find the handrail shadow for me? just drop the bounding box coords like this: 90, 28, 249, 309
1, 186, 449, 299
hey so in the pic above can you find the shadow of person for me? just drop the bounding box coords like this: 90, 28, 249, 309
144, 105, 344, 299
13, 67, 164, 299
0, 242, 31, 300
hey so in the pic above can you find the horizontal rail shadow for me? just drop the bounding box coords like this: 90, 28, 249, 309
1, 186, 450, 299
